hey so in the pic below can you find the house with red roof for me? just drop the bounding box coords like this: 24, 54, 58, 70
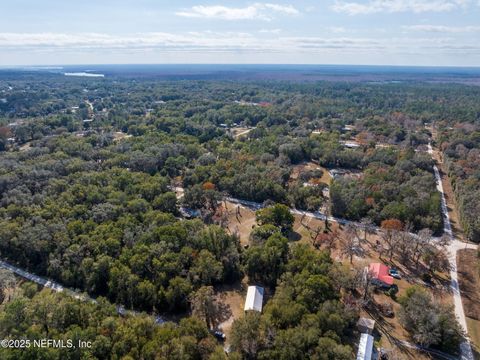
369, 263, 394, 286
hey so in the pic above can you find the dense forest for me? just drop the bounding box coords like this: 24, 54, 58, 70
0, 71, 479, 359
0, 284, 227, 360
438, 125, 480, 242
0, 242, 358, 360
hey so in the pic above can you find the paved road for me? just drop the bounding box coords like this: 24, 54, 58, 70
226, 196, 356, 226
429, 143, 476, 360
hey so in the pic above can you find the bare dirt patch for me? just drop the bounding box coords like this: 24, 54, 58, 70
19, 142, 31, 151
437, 159, 465, 240
231, 127, 253, 139
457, 249, 480, 351
466, 317, 480, 356
289, 162, 331, 186
224, 201, 257, 246
112, 131, 132, 142
216, 282, 247, 346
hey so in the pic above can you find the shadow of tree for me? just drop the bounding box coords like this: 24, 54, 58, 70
287, 230, 302, 242
213, 301, 233, 327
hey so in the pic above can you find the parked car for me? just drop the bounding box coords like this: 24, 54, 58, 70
371, 279, 398, 293
211, 330, 226, 341
388, 268, 401, 279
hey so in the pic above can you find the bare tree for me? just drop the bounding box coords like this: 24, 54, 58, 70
423, 247, 451, 274
313, 229, 338, 250
397, 231, 415, 264
360, 217, 375, 244
235, 205, 242, 223
380, 219, 404, 261
300, 213, 307, 228
356, 264, 375, 305
414, 228, 433, 265
329, 263, 367, 294
382, 230, 400, 261
214, 205, 229, 228
310, 224, 323, 244
340, 224, 359, 264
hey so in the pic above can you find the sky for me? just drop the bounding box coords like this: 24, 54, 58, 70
1, 0, 480, 66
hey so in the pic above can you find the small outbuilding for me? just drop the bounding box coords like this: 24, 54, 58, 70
357, 317, 375, 335
244, 285, 264, 312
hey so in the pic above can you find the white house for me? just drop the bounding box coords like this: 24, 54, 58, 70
244, 285, 264, 312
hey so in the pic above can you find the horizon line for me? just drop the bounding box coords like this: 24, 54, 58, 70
1, 63, 480, 70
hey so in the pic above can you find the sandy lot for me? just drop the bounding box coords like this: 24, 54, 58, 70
457, 249, 480, 353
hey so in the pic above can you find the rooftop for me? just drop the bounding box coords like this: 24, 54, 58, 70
369, 263, 394, 285
244, 285, 264, 312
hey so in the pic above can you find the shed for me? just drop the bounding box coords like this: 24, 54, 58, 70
244, 286, 264, 312
356, 333, 374, 360
357, 317, 375, 334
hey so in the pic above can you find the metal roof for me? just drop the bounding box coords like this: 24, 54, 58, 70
244, 285, 264, 312
357, 333, 374, 360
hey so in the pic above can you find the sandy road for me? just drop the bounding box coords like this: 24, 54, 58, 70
429, 143, 476, 360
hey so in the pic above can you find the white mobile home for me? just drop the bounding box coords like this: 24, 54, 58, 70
357, 333, 375, 360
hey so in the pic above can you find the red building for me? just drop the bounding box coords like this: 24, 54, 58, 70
369, 263, 393, 286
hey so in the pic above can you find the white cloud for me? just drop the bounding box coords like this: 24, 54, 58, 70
403, 24, 480, 32
1, 32, 479, 58
331, 0, 471, 15
175, 3, 299, 20
327, 26, 348, 33
0, 32, 259, 50
263, 3, 299, 14
259, 28, 282, 34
